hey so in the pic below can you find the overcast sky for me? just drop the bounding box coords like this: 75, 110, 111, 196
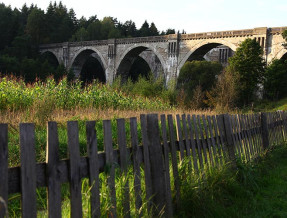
1, 0, 287, 33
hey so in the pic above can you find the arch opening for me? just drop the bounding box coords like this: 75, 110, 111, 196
187, 43, 234, 65
280, 52, 287, 61
71, 49, 106, 84
41, 51, 59, 69
117, 46, 164, 83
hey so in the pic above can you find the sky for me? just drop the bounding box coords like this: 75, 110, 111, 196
1, 0, 287, 33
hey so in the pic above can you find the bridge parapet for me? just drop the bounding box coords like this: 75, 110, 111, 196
269, 27, 287, 35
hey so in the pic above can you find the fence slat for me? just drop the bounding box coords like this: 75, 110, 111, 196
238, 115, 250, 161
146, 114, 167, 216
207, 116, 218, 166
233, 115, 244, 159
244, 115, 254, 157
167, 114, 181, 209
46, 122, 61, 218
130, 117, 142, 213
67, 121, 83, 218
222, 115, 236, 167
216, 115, 228, 160
187, 115, 199, 172
160, 115, 173, 217
198, 115, 209, 166
182, 114, 192, 171
0, 124, 8, 218
20, 123, 37, 218
116, 119, 130, 218
192, 115, 204, 169
176, 114, 185, 161
202, 115, 214, 167
86, 121, 101, 218
103, 120, 117, 217
230, 115, 241, 157
212, 115, 223, 165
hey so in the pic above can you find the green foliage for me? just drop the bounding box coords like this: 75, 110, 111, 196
0, 76, 170, 112
177, 144, 287, 217
26, 8, 47, 44
206, 67, 240, 112
228, 38, 265, 105
264, 59, 287, 100
177, 60, 223, 108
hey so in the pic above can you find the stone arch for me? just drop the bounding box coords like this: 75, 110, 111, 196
274, 48, 287, 61
69, 47, 107, 80
178, 39, 237, 75
40, 50, 60, 66
116, 44, 166, 81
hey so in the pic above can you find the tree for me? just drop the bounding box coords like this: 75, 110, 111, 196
26, 8, 47, 44
264, 59, 287, 100
177, 60, 222, 108
139, 20, 150, 37
228, 38, 265, 105
149, 22, 159, 36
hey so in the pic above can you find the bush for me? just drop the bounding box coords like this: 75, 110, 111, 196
177, 60, 222, 108
264, 59, 287, 100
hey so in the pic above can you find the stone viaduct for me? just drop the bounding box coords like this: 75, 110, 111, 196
39, 26, 287, 84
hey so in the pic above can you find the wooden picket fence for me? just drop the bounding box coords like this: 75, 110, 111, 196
0, 112, 287, 217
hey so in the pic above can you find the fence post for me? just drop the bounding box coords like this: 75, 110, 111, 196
222, 114, 237, 167
261, 112, 269, 149
0, 124, 8, 218
146, 114, 167, 216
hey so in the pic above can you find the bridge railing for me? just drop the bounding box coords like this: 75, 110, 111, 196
39, 26, 287, 49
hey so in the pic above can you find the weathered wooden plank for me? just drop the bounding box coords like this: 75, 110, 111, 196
176, 114, 185, 161
202, 115, 214, 167
197, 115, 209, 166
160, 114, 173, 217
67, 121, 83, 218
233, 115, 244, 158
212, 115, 223, 165
86, 121, 101, 218
103, 120, 117, 217
249, 115, 257, 155
167, 114, 181, 209
140, 114, 152, 213
243, 115, 254, 157
222, 114, 236, 167
216, 115, 228, 161
146, 114, 167, 216
238, 115, 250, 161
250, 114, 260, 154
181, 114, 192, 174
192, 115, 204, 168
0, 124, 8, 218
130, 117, 142, 213
46, 122, 61, 218
207, 116, 218, 166
187, 115, 199, 172
230, 115, 241, 157
181, 114, 192, 159
116, 118, 130, 218
20, 123, 37, 218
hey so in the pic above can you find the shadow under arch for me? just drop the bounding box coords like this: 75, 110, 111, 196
275, 48, 287, 61
70, 47, 107, 83
116, 45, 166, 82
40, 51, 60, 68
178, 39, 237, 76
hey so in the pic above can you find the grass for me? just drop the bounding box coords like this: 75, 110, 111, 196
177, 143, 287, 218
252, 97, 287, 112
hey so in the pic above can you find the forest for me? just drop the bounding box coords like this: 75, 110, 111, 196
0, 1, 175, 82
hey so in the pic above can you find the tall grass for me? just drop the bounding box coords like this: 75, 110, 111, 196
0, 76, 171, 112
